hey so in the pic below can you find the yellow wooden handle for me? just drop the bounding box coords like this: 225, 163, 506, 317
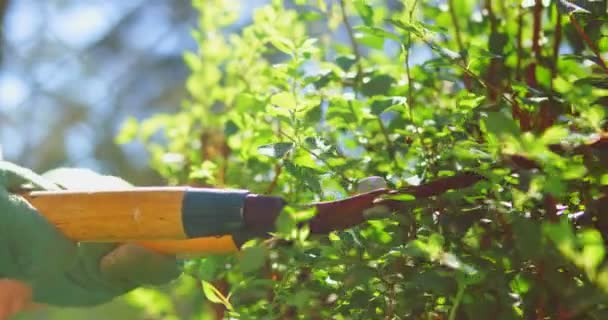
22, 187, 190, 241
135, 236, 239, 258
21, 187, 249, 256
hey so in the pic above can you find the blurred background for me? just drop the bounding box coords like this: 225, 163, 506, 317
0, 0, 198, 184
0, 0, 263, 185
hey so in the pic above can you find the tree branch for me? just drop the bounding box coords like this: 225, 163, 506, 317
570, 14, 608, 74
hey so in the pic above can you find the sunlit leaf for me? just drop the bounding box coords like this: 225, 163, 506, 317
115, 117, 138, 144
257, 142, 295, 158
387, 193, 416, 201
271, 92, 297, 109
354, 0, 373, 26
201, 280, 234, 311
579, 229, 605, 275
541, 126, 569, 145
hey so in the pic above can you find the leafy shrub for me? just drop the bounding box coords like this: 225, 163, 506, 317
118, 1, 608, 319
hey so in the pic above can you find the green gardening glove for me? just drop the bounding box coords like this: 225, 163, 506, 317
0, 161, 181, 306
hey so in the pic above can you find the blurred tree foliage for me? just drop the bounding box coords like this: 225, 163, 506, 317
116, 0, 608, 319
17, 0, 608, 318
0, 0, 198, 183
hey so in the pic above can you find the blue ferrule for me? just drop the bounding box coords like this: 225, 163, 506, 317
181, 188, 249, 238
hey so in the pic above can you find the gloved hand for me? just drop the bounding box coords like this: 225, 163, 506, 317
0, 161, 180, 315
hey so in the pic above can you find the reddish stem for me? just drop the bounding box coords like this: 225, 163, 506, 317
516, 7, 524, 81
570, 14, 608, 74
532, 0, 543, 59
544, 195, 558, 222
266, 163, 282, 194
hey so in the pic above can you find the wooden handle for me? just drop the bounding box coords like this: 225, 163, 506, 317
21, 187, 250, 256
135, 236, 239, 258
22, 187, 190, 242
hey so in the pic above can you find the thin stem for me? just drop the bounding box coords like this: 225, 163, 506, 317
448, 284, 466, 320
551, 9, 562, 91
484, 0, 503, 102
377, 117, 396, 159
448, 0, 465, 53
486, 0, 498, 33
516, 7, 524, 81
532, 0, 543, 59
404, 0, 417, 115
339, 0, 363, 84
385, 283, 396, 320
266, 163, 282, 194
570, 14, 608, 74
448, 0, 471, 90
402, 1, 432, 168
405, 43, 414, 120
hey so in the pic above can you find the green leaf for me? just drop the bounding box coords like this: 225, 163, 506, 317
139, 115, 169, 141
271, 92, 297, 109
489, 32, 508, 55
258, 142, 295, 158
224, 119, 239, 136
575, 77, 608, 89
544, 218, 577, 260
540, 126, 569, 145
126, 288, 176, 316
370, 98, 397, 115
354, 0, 374, 26
579, 229, 605, 275
361, 75, 394, 96
457, 93, 486, 109
510, 274, 531, 294
582, 105, 606, 130
387, 193, 416, 201
115, 117, 138, 144
300, 11, 324, 21
201, 280, 233, 311
189, 160, 218, 183
562, 164, 587, 180
269, 36, 295, 55
276, 208, 297, 235
326, 97, 359, 125
336, 55, 357, 71
354, 25, 401, 43
443, 253, 479, 277
183, 51, 202, 71
416, 233, 445, 260
355, 31, 384, 49
292, 207, 317, 222
194, 256, 223, 281
512, 217, 543, 259
234, 92, 261, 110
284, 160, 322, 193
482, 110, 520, 137
240, 246, 268, 274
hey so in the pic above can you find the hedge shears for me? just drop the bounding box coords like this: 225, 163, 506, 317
20, 172, 484, 257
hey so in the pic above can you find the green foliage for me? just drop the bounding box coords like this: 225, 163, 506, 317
118, 0, 608, 319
